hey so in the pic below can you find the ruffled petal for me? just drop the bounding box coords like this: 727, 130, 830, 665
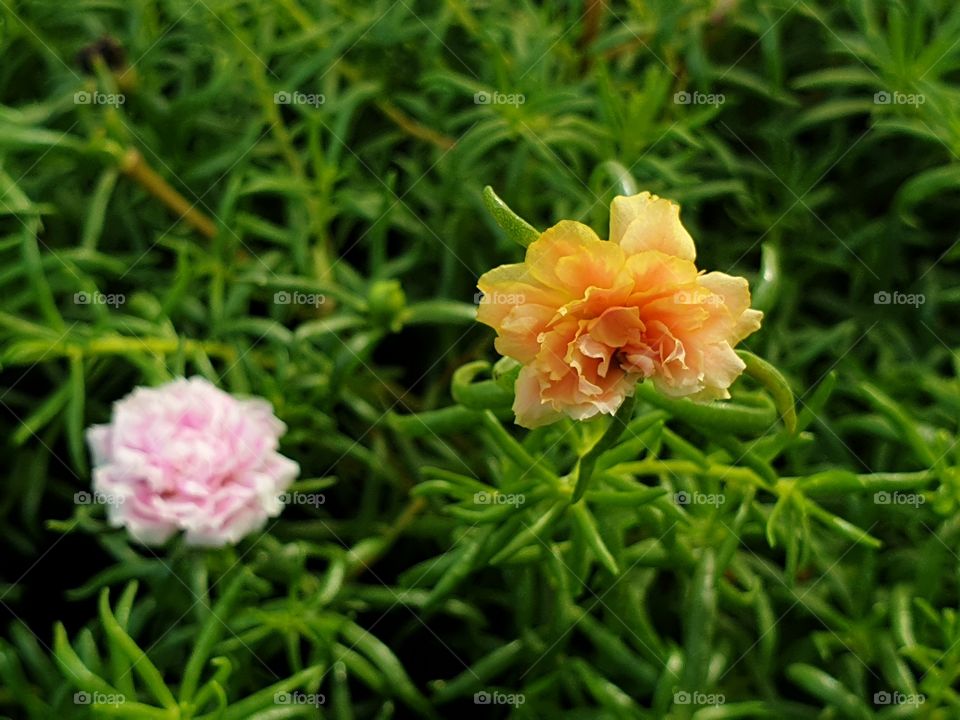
611, 192, 696, 261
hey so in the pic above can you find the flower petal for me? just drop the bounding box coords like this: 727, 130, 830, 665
513, 365, 564, 428
611, 192, 696, 261
478, 191, 763, 427
700, 271, 764, 342
525, 220, 624, 295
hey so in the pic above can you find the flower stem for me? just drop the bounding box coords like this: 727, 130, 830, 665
120, 148, 218, 239
737, 349, 797, 434
573, 393, 637, 502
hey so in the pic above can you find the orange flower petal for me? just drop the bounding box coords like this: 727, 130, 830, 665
611, 192, 696, 261
476, 192, 762, 427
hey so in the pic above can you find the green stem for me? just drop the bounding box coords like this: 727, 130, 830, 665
451, 361, 514, 409
737, 349, 797, 434
573, 394, 637, 502
480, 410, 558, 484
633, 382, 778, 435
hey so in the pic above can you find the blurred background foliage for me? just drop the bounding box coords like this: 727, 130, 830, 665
1, 0, 960, 717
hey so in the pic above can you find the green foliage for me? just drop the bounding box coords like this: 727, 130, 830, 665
0, 0, 959, 718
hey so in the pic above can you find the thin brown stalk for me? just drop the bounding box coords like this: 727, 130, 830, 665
120, 148, 218, 239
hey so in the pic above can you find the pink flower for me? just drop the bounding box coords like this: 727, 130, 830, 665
477, 191, 763, 428
86, 377, 299, 546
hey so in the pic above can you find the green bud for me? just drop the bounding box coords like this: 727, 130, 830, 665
367, 279, 407, 332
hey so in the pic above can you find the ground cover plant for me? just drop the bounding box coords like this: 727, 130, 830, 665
1, 0, 960, 717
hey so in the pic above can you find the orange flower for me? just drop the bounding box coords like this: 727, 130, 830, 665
477, 192, 763, 428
